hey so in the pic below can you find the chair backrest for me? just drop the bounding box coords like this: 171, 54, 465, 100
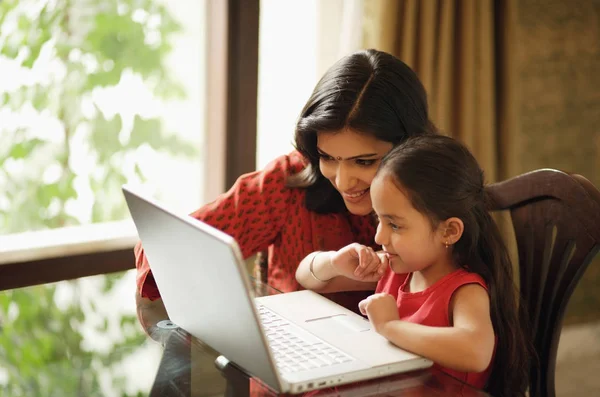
486, 169, 600, 397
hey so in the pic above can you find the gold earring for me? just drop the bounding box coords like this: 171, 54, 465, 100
444, 241, 450, 248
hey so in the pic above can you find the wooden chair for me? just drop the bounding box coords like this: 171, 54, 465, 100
486, 169, 600, 397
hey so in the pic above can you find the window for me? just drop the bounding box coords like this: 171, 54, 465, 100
0, 0, 206, 238
0, 0, 207, 394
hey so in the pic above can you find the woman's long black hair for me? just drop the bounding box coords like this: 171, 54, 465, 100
288, 49, 436, 213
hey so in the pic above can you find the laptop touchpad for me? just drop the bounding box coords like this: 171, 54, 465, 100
306, 314, 371, 333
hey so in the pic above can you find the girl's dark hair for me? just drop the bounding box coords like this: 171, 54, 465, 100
288, 49, 436, 213
378, 134, 532, 397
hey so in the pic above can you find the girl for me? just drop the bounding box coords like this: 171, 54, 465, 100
134, 49, 437, 332
296, 135, 531, 396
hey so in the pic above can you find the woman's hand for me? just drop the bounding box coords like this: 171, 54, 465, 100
358, 293, 399, 332
330, 243, 388, 282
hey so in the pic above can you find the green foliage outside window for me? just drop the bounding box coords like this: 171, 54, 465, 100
0, 0, 195, 395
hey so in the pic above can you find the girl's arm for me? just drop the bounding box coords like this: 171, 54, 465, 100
361, 284, 495, 373
296, 244, 386, 293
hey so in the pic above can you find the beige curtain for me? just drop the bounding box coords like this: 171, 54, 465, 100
362, 0, 520, 183
362, 0, 521, 277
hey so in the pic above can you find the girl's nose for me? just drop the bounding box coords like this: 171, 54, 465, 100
375, 223, 387, 246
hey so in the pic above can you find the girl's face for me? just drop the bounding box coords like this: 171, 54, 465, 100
317, 129, 393, 216
371, 173, 448, 274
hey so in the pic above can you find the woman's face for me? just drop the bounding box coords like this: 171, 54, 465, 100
317, 129, 393, 216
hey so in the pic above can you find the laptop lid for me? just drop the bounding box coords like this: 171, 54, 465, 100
122, 186, 282, 391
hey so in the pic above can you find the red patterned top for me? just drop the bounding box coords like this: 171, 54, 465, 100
376, 268, 495, 390
134, 151, 379, 310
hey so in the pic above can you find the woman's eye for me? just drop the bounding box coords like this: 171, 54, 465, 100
318, 153, 334, 161
355, 159, 376, 166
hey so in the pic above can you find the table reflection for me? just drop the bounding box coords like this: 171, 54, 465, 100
146, 278, 491, 397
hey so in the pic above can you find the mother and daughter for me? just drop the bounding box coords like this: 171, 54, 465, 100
134, 49, 531, 396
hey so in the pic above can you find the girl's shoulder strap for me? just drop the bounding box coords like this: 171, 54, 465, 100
444, 268, 488, 293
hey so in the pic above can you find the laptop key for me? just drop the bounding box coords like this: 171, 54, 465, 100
256, 304, 357, 373
310, 358, 330, 368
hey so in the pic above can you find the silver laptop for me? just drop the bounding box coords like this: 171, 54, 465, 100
123, 186, 432, 394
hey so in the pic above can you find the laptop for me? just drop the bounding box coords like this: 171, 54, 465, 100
122, 186, 432, 394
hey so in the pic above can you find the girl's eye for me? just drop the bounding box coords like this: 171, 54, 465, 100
355, 159, 376, 166
388, 223, 401, 231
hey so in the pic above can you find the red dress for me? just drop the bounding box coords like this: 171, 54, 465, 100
376, 267, 495, 389
135, 150, 379, 311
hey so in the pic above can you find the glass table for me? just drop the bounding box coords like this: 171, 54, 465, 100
144, 278, 491, 396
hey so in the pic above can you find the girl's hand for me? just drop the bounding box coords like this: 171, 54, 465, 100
330, 243, 388, 282
358, 293, 399, 332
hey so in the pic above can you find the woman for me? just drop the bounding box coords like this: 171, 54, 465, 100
135, 48, 437, 333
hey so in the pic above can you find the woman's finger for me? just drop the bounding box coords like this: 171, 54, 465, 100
361, 247, 381, 277
354, 246, 371, 275
356, 246, 369, 276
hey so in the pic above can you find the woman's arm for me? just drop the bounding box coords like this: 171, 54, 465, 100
136, 291, 169, 341
296, 244, 386, 293
361, 284, 495, 373
134, 154, 299, 303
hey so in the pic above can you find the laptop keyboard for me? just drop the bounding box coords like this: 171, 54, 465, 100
256, 304, 356, 374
